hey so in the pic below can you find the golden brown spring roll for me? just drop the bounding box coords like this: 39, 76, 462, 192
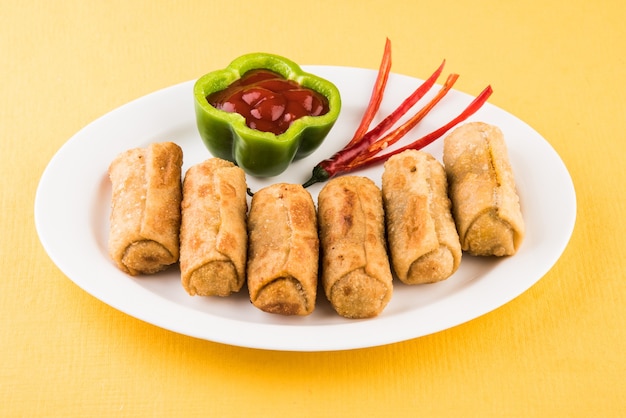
443, 122, 525, 256
108, 142, 183, 275
382, 150, 462, 284
318, 176, 393, 319
179, 158, 248, 296
246, 183, 318, 315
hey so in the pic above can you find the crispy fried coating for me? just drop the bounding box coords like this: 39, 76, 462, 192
382, 150, 462, 284
108, 142, 183, 275
247, 183, 318, 315
179, 158, 248, 296
443, 122, 525, 256
318, 176, 393, 319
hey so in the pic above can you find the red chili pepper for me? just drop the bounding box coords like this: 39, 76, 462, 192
349, 72, 459, 167
345, 38, 392, 148
353, 60, 446, 150
302, 41, 494, 189
302, 60, 446, 188
345, 85, 494, 171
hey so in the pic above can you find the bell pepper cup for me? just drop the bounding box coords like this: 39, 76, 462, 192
193, 53, 342, 177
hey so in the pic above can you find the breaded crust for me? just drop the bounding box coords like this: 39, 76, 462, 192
382, 150, 462, 284
179, 158, 248, 296
108, 142, 183, 275
443, 122, 524, 256
247, 183, 319, 316
318, 176, 393, 319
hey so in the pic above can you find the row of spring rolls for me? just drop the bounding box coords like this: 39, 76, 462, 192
107, 122, 525, 318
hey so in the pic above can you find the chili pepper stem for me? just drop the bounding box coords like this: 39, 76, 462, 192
302, 164, 331, 188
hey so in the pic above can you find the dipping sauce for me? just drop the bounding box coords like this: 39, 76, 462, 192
207, 69, 330, 135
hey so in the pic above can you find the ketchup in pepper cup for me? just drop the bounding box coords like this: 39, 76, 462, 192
207, 69, 330, 135
193, 53, 341, 177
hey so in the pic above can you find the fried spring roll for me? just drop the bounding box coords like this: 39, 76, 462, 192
108, 142, 183, 275
443, 122, 525, 256
179, 158, 248, 296
382, 150, 462, 284
247, 183, 318, 315
318, 176, 393, 319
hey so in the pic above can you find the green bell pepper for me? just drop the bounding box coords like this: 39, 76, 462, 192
193, 53, 341, 177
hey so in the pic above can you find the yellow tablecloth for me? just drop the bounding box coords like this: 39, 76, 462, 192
3, 1, 625, 416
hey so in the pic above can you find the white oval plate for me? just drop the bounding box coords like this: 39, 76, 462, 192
35, 66, 576, 351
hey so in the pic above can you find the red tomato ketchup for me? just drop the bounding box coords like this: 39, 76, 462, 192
207, 70, 330, 135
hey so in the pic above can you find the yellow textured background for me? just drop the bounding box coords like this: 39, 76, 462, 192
2, 0, 625, 416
